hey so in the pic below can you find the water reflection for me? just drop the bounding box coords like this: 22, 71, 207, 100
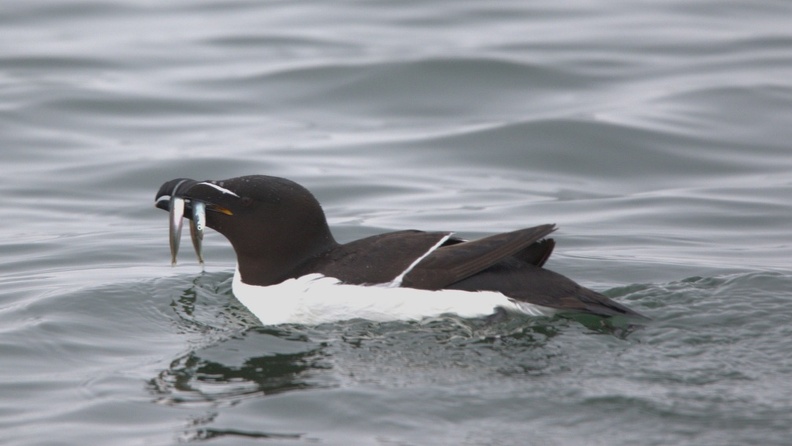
148, 327, 331, 406
150, 278, 334, 408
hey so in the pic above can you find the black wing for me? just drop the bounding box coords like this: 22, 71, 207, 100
402, 224, 557, 289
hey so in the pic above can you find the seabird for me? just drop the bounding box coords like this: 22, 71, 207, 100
155, 175, 646, 325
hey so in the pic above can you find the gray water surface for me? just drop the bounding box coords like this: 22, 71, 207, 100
2, 1, 791, 445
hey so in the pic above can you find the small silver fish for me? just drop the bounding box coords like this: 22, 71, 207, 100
189, 200, 206, 266
169, 196, 185, 266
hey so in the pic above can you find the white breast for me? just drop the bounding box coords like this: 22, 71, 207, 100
231, 267, 553, 325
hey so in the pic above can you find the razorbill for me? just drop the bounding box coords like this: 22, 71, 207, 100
155, 175, 646, 325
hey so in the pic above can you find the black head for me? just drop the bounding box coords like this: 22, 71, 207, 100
155, 175, 338, 285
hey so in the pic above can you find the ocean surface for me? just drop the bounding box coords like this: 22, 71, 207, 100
2, 0, 791, 444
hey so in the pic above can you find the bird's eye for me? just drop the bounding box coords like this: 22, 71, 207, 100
240, 196, 254, 207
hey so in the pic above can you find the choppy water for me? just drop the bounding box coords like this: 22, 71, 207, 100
2, 1, 791, 445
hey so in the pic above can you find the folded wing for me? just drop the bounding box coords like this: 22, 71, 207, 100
402, 224, 556, 289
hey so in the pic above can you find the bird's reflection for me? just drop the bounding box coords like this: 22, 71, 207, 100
148, 326, 331, 406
